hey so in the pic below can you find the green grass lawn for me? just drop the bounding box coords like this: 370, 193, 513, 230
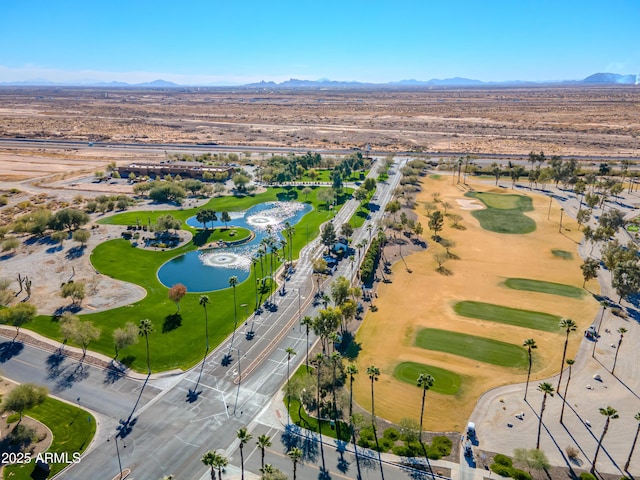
454, 301, 562, 332
415, 328, 528, 369
551, 249, 573, 260
25, 187, 347, 373
504, 278, 585, 298
465, 192, 536, 234
393, 361, 462, 395
3, 398, 96, 480
298, 169, 367, 183
192, 226, 252, 247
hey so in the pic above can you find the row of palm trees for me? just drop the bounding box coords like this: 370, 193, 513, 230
201, 430, 303, 480
523, 318, 638, 475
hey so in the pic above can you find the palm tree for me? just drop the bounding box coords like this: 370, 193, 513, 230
330, 352, 342, 437
285, 347, 297, 423
212, 451, 228, 480
284, 221, 295, 263
593, 301, 608, 358
523, 338, 537, 400
536, 382, 555, 449
313, 353, 324, 430
236, 427, 253, 480
346, 363, 358, 420
611, 327, 627, 374
201, 450, 218, 480
301, 316, 313, 372
557, 318, 577, 392
287, 447, 303, 480
367, 365, 380, 430
417, 373, 435, 444
559, 359, 575, 424
591, 406, 619, 473
256, 434, 272, 473
227, 276, 238, 357
138, 318, 154, 375
625, 412, 640, 471
200, 295, 210, 352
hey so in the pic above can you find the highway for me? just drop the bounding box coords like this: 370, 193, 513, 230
1, 156, 425, 479
1, 136, 637, 162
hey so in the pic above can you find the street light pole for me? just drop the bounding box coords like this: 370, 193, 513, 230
559, 208, 564, 233
115, 435, 123, 480
233, 347, 243, 415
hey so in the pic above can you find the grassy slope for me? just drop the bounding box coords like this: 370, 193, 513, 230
467, 191, 536, 234
454, 301, 562, 332
392, 361, 462, 395
504, 278, 585, 298
415, 328, 528, 369
25, 187, 345, 372
3, 398, 96, 479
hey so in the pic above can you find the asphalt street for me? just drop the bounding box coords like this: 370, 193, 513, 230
0, 156, 410, 479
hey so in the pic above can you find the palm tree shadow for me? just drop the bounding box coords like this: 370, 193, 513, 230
0, 340, 24, 363
118, 373, 150, 438
186, 355, 206, 403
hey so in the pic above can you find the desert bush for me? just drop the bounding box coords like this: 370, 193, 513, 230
494, 454, 513, 467
383, 427, 400, 441
579, 473, 596, 480
392, 445, 411, 457
490, 463, 513, 477
566, 445, 580, 459
511, 469, 532, 480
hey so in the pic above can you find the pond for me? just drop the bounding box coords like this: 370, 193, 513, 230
157, 201, 312, 292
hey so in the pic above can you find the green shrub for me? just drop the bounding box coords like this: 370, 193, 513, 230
383, 427, 401, 441
490, 463, 513, 477
357, 437, 371, 448
511, 469, 532, 480
431, 436, 452, 456
378, 437, 394, 451
392, 445, 412, 457
359, 427, 375, 442
579, 473, 597, 480
494, 454, 513, 467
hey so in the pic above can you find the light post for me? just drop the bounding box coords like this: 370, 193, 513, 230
232, 347, 244, 415
547, 196, 553, 220
559, 208, 564, 233
297, 288, 302, 331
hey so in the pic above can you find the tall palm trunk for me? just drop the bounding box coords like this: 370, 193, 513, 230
560, 363, 573, 424
591, 418, 611, 473
239, 444, 245, 480
536, 393, 548, 449
625, 422, 640, 471
557, 335, 569, 392
419, 388, 426, 444
525, 350, 533, 400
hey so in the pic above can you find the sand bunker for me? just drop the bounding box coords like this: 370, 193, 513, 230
456, 198, 484, 210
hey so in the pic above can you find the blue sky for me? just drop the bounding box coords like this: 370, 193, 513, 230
1, 0, 639, 84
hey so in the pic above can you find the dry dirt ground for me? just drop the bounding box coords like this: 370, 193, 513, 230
0, 86, 639, 156
352, 176, 599, 433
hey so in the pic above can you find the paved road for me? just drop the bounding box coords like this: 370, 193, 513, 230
8, 156, 406, 479
2, 137, 637, 162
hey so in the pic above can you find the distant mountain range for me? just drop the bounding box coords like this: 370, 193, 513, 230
0, 73, 638, 88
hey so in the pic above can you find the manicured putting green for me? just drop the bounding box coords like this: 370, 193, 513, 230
393, 361, 461, 395
551, 249, 573, 259
465, 192, 536, 234
415, 328, 528, 368
454, 301, 561, 332
504, 278, 584, 298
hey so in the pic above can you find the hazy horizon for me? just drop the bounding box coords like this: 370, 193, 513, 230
2, 0, 639, 85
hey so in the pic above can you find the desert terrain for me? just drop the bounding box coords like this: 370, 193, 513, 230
0, 86, 639, 159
